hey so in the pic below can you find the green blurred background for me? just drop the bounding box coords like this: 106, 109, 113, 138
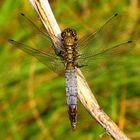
0, 0, 140, 140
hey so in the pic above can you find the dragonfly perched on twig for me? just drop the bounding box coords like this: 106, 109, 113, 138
9, 13, 134, 129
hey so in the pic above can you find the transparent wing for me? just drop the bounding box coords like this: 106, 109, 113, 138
8, 39, 64, 73
77, 13, 134, 58
77, 13, 119, 50
76, 13, 135, 69
77, 40, 135, 78
79, 41, 134, 60
18, 13, 62, 54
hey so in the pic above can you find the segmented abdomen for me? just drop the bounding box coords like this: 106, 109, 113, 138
65, 69, 77, 129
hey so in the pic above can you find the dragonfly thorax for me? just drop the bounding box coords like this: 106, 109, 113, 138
61, 28, 79, 70
61, 28, 77, 46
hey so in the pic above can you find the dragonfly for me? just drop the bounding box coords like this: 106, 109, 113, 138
9, 13, 134, 129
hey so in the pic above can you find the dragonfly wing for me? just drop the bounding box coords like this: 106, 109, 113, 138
77, 13, 119, 50
77, 13, 135, 59
8, 39, 64, 73
76, 13, 135, 70
18, 13, 62, 54
79, 41, 135, 60
77, 41, 135, 77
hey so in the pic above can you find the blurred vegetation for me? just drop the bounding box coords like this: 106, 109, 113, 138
0, 0, 140, 140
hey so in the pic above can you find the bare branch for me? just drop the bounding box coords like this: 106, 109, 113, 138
29, 0, 130, 139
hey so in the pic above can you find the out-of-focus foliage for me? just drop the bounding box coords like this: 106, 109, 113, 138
0, 0, 140, 140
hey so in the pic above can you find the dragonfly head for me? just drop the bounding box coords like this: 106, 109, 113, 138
61, 28, 77, 46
